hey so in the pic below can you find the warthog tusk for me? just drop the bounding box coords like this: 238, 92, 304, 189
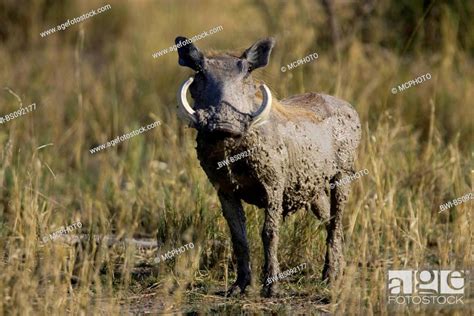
250, 84, 272, 127
177, 77, 197, 125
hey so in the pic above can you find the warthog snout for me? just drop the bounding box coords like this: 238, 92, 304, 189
194, 101, 252, 136
176, 36, 274, 136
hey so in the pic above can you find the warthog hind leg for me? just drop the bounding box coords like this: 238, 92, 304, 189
261, 191, 283, 298
323, 173, 349, 283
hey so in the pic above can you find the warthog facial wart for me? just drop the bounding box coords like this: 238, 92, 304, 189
175, 36, 361, 297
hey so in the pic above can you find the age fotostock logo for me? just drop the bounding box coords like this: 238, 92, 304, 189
387, 270, 469, 306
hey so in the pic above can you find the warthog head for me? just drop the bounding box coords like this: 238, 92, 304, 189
176, 37, 275, 137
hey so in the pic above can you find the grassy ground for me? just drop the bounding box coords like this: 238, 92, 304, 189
0, 0, 472, 314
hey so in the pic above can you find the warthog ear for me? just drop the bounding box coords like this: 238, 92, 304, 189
175, 36, 204, 71
241, 37, 275, 71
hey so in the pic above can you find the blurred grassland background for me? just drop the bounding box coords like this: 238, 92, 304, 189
0, 0, 472, 314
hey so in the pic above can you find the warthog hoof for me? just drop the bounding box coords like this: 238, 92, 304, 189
322, 263, 344, 284
261, 284, 283, 298
216, 280, 249, 297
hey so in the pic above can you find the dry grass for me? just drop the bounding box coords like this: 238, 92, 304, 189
0, 0, 472, 314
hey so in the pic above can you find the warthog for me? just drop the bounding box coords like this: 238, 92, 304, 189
175, 36, 361, 297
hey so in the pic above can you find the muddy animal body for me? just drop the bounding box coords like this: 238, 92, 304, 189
198, 93, 360, 215
175, 36, 361, 297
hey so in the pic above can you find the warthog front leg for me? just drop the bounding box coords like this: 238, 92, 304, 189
323, 173, 349, 282
261, 196, 283, 297
218, 191, 251, 296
